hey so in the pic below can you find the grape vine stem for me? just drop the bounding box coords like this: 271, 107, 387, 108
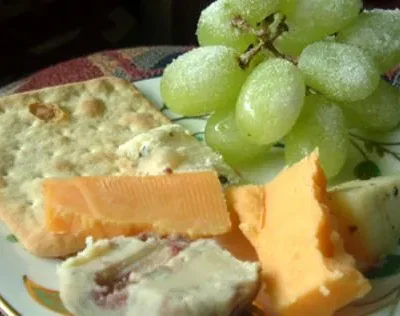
238, 41, 266, 69
231, 16, 268, 37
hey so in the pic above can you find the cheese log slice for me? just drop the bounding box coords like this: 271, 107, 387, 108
58, 237, 261, 316
44, 171, 231, 239
328, 175, 400, 265
228, 152, 371, 316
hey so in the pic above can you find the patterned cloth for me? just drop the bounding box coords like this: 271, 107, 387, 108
0, 46, 192, 96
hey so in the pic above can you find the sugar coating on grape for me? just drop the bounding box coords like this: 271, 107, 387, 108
160, 46, 248, 115
280, 0, 361, 37
236, 58, 305, 145
337, 9, 400, 73
196, 1, 256, 52
341, 79, 400, 132
205, 110, 267, 164
223, 0, 279, 24
285, 94, 348, 178
274, 25, 323, 57
298, 42, 380, 102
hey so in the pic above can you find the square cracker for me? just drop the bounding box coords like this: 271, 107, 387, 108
0, 76, 171, 257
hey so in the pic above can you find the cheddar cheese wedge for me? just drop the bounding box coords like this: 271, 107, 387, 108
44, 171, 231, 239
227, 151, 371, 316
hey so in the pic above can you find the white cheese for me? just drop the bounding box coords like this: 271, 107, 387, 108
116, 124, 240, 186
58, 237, 260, 316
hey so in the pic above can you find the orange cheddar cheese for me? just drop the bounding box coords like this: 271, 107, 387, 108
216, 193, 259, 262
44, 171, 231, 239
227, 151, 371, 316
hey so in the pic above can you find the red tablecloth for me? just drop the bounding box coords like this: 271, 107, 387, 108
0, 46, 191, 96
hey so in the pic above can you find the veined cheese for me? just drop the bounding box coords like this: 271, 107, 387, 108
44, 171, 231, 239
58, 237, 261, 316
227, 151, 371, 316
328, 175, 400, 265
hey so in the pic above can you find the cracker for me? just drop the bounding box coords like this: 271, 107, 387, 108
0, 76, 170, 257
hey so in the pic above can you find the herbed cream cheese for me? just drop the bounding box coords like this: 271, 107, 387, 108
116, 124, 241, 186
58, 236, 260, 316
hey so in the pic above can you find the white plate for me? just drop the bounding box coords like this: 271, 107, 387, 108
1, 76, 400, 316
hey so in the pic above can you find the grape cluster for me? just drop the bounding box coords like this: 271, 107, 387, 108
160, 0, 400, 178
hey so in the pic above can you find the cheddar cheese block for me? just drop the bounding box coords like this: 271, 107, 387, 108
0, 77, 240, 257
228, 151, 371, 316
44, 171, 231, 239
328, 175, 400, 265
58, 236, 261, 316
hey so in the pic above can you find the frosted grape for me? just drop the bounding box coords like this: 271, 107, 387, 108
275, 0, 361, 56
236, 58, 305, 145
337, 9, 400, 73
274, 27, 321, 57
280, 0, 361, 38
285, 94, 349, 178
298, 42, 380, 102
223, 0, 279, 24
160, 46, 248, 116
205, 110, 268, 164
341, 80, 400, 132
196, 1, 256, 52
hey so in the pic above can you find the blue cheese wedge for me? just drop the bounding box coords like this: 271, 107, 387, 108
116, 124, 240, 186
329, 175, 400, 265
58, 236, 260, 316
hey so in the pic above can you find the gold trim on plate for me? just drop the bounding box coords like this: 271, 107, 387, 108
0, 294, 20, 316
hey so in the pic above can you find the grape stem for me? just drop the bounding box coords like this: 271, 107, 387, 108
233, 14, 295, 67
231, 16, 269, 37
238, 41, 266, 69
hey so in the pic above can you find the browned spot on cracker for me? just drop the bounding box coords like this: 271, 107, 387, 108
119, 113, 157, 130
54, 160, 75, 172
60, 135, 71, 144
0, 177, 7, 188
80, 99, 105, 117
29, 103, 69, 123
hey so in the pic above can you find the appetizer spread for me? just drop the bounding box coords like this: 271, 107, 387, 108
0, 0, 399, 312
58, 236, 261, 316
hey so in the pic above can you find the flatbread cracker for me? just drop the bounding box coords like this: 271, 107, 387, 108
0, 76, 240, 258
0, 77, 170, 257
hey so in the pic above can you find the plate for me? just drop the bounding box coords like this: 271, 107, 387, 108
1, 73, 400, 316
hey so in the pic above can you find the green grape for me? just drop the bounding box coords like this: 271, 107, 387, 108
280, 0, 361, 38
205, 110, 268, 164
223, 0, 279, 24
247, 49, 273, 71
275, 0, 361, 56
160, 46, 248, 116
236, 58, 305, 145
274, 26, 320, 57
341, 80, 400, 132
298, 42, 380, 102
285, 94, 349, 178
337, 9, 400, 73
196, 0, 256, 52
